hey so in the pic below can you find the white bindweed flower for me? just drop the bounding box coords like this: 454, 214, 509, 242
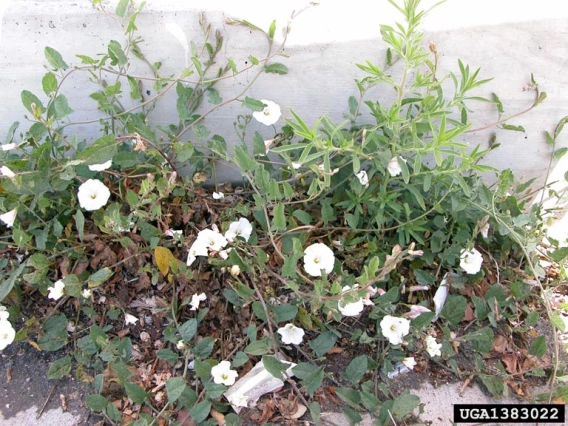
408, 305, 432, 319
402, 357, 416, 370
0, 209, 17, 228
164, 229, 183, 238
433, 274, 450, 319
81, 289, 92, 299
0, 306, 8, 321
291, 162, 301, 170
88, 160, 112, 172
230, 265, 241, 277
211, 360, 238, 386
480, 223, 490, 239
380, 315, 411, 345
0, 320, 15, 350
460, 248, 483, 274
213, 192, 225, 200
1, 143, 17, 151
303, 243, 335, 277
47, 280, 65, 301
77, 179, 111, 211
187, 239, 209, 266
189, 293, 207, 311
219, 248, 232, 260
277, 323, 305, 345
425, 335, 442, 357
338, 298, 365, 317
124, 313, 139, 325
176, 340, 186, 350
225, 218, 253, 243
318, 164, 339, 175
196, 228, 228, 252
0, 166, 16, 179
355, 170, 369, 187
227, 391, 249, 408
387, 156, 406, 177
252, 99, 281, 126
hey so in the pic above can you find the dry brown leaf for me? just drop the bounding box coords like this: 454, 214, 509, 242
491, 335, 509, 353
501, 353, 519, 374
210, 409, 225, 426
327, 346, 344, 354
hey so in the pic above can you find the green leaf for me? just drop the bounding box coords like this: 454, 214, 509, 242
273, 304, 298, 323
232, 351, 249, 368
243, 96, 265, 112
309, 402, 322, 426
293, 364, 324, 397
309, 331, 337, 357
50, 94, 74, 119
529, 335, 546, 358
125, 382, 149, 404
262, 356, 290, 380
343, 407, 362, 425
74, 209, 85, 242
21, 90, 44, 115
0, 262, 25, 302
204, 382, 227, 399
127, 76, 142, 100
157, 349, 179, 363
479, 374, 504, 397
391, 392, 420, 420
441, 295, 467, 326
551, 311, 565, 332
265, 63, 288, 74
234, 145, 256, 173
194, 359, 212, 380
553, 147, 568, 160
550, 247, 568, 263
268, 20, 276, 39
86, 394, 108, 412
116, 0, 129, 17
108, 40, 128, 67
166, 377, 187, 403
193, 336, 215, 358
190, 400, 211, 423
42, 72, 58, 96
47, 356, 72, 379
343, 355, 368, 384
492, 93, 504, 114
178, 319, 197, 342
335, 387, 361, 409
77, 134, 117, 165
225, 413, 242, 426
244, 338, 271, 356
207, 88, 222, 104
271, 202, 287, 232
45, 46, 68, 70
87, 268, 113, 288
501, 123, 525, 132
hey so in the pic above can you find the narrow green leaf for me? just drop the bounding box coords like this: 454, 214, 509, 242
553, 147, 568, 160
271, 202, 286, 232
501, 123, 525, 132
127, 76, 142, 100
268, 20, 276, 39
234, 145, 256, 173
265, 63, 288, 74
243, 96, 265, 112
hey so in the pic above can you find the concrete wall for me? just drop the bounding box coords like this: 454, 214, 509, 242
1, 0, 568, 188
